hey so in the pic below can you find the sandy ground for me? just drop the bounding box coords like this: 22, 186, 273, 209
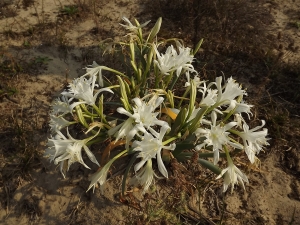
0, 0, 300, 224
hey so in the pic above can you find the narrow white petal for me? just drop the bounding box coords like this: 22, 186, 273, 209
157, 151, 168, 178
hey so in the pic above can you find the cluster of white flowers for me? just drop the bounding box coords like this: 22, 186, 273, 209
45, 17, 269, 196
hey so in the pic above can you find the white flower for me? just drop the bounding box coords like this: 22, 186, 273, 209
45, 129, 99, 178
132, 126, 175, 178
84, 61, 104, 87
185, 74, 204, 88
129, 159, 157, 194
176, 45, 197, 76
189, 78, 217, 107
49, 113, 74, 133
200, 89, 218, 107
120, 17, 151, 31
194, 111, 242, 164
87, 150, 127, 193
233, 101, 253, 117
108, 95, 169, 149
154, 44, 176, 76
51, 96, 72, 115
154, 44, 195, 77
237, 120, 269, 163
216, 160, 249, 193
87, 162, 111, 193
107, 117, 138, 149
61, 74, 113, 110
130, 96, 169, 128
234, 113, 246, 129
215, 76, 246, 108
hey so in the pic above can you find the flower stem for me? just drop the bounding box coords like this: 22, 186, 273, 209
162, 136, 179, 146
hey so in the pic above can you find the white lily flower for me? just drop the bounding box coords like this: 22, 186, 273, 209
185, 74, 204, 88
120, 16, 151, 31
234, 113, 246, 129
215, 76, 246, 109
87, 162, 110, 193
193, 79, 218, 107
216, 160, 249, 193
45, 129, 100, 178
233, 101, 253, 118
131, 96, 169, 128
132, 126, 175, 178
154, 44, 195, 77
109, 95, 169, 149
200, 89, 218, 107
237, 120, 269, 163
51, 96, 72, 115
175, 45, 196, 77
87, 150, 127, 193
194, 111, 242, 164
84, 61, 104, 87
49, 113, 74, 133
129, 159, 157, 194
61, 74, 113, 111
154, 44, 177, 76
107, 117, 140, 149
229, 101, 253, 129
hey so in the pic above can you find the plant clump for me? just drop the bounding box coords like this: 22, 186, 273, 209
45, 17, 269, 196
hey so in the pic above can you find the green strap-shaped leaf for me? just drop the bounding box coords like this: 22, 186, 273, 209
176, 151, 227, 160
187, 80, 197, 120
146, 17, 162, 43
129, 41, 135, 62
98, 94, 106, 123
167, 90, 175, 109
193, 38, 204, 55
187, 106, 208, 134
170, 107, 187, 136
142, 45, 153, 79
198, 159, 221, 175
76, 105, 88, 128
117, 76, 132, 111
175, 152, 221, 175
121, 154, 138, 196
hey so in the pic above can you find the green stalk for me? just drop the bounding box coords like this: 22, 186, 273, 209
168, 75, 179, 91
163, 71, 174, 89
178, 86, 191, 108
92, 104, 107, 124
162, 135, 179, 146
80, 104, 99, 117
101, 66, 128, 78
75, 105, 89, 128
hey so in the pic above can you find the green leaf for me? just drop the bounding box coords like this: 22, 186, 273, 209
187, 106, 208, 134
172, 142, 195, 157
176, 151, 227, 160
98, 94, 105, 122
75, 105, 88, 128
147, 17, 162, 43
167, 90, 175, 108
198, 159, 221, 175
143, 45, 153, 78
117, 76, 132, 111
186, 80, 197, 120
193, 38, 204, 55
121, 154, 138, 195
170, 107, 187, 136
129, 41, 135, 61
